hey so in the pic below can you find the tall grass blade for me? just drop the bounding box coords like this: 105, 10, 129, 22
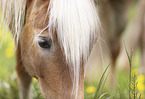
124, 44, 133, 99
94, 63, 110, 99
100, 73, 109, 93
99, 92, 108, 99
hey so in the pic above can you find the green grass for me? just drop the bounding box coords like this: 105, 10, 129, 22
94, 64, 110, 99
125, 46, 133, 99
84, 69, 130, 99
84, 47, 144, 99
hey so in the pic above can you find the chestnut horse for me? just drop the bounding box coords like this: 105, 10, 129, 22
0, 0, 100, 99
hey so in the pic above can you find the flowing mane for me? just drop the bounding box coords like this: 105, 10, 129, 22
0, 0, 26, 43
0, 0, 100, 98
47, 0, 100, 97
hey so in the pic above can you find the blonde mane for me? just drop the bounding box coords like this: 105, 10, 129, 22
47, 0, 100, 97
0, 0, 26, 43
0, 0, 100, 98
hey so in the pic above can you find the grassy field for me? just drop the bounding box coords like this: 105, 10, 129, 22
0, 2, 145, 99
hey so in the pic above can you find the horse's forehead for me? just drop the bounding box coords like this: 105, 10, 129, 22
26, 0, 49, 29
32, 0, 50, 8
33, 7, 48, 29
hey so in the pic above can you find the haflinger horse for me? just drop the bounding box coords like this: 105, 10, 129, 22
0, 0, 100, 99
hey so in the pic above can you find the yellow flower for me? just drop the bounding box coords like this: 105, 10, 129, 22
137, 75, 145, 92
86, 86, 96, 94
5, 42, 15, 58
136, 91, 144, 99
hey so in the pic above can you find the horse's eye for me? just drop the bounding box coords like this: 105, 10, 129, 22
38, 37, 52, 49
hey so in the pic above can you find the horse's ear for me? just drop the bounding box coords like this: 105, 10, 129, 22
26, 0, 32, 8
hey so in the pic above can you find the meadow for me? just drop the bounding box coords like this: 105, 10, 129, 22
0, 2, 145, 99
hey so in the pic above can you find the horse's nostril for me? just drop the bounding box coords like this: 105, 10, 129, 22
38, 37, 52, 49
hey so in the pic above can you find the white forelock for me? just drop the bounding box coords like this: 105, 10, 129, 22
47, 0, 100, 98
